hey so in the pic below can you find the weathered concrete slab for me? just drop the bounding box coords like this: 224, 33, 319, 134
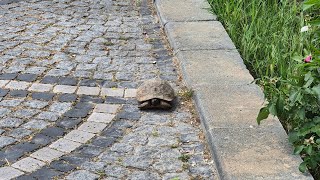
166, 21, 236, 52
155, 0, 216, 25
177, 50, 254, 86
210, 127, 309, 179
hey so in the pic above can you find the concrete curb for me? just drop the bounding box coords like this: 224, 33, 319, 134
154, 0, 313, 179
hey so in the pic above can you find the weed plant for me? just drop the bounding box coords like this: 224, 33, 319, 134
208, 0, 320, 176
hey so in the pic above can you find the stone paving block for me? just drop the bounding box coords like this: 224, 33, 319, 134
9, 90, 28, 97
50, 160, 77, 172
66, 170, 99, 180
8, 128, 33, 138
64, 130, 95, 143
87, 112, 115, 124
101, 88, 124, 97
0, 88, 9, 96
49, 102, 72, 114
77, 86, 100, 96
57, 118, 82, 129
58, 77, 78, 86
28, 83, 53, 92
0, 73, 17, 80
31, 134, 55, 146
0, 136, 16, 148
93, 104, 121, 114
31, 147, 65, 162
53, 85, 77, 94
155, 0, 216, 25
5, 80, 31, 90
41, 76, 59, 84
25, 67, 46, 75
124, 88, 137, 98
0, 99, 24, 107
0, 80, 9, 88
0, 167, 24, 179
17, 73, 38, 82
49, 138, 82, 153
0, 118, 23, 128
27, 168, 62, 179
58, 93, 78, 102
41, 127, 65, 138
12, 157, 46, 173
166, 21, 236, 51
32, 92, 55, 101
0, 108, 10, 117
36, 111, 60, 121
22, 119, 50, 130
78, 122, 108, 133
23, 100, 49, 109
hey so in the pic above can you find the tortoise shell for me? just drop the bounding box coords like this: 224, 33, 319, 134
136, 79, 175, 102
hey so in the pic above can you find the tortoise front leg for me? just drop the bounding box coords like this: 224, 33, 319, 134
138, 101, 151, 109
159, 101, 172, 109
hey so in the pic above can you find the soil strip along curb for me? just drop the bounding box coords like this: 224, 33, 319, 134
154, 0, 313, 179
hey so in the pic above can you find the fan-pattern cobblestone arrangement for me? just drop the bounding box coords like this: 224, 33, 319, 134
0, 0, 217, 179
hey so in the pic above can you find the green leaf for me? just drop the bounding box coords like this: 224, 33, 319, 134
289, 90, 302, 105
303, 3, 314, 11
294, 145, 305, 154
314, 126, 320, 136
312, 85, 320, 96
257, 107, 269, 125
304, 0, 320, 5
303, 0, 320, 11
303, 76, 314, 88
276, 95, 284, 115
292, 55, 303, 63
268, 104, 277, 116
299, 162, 307, 173
309, 19, 320, 26
304, 71, 312, 82
288, 131, 299, 143
297, 108, 305, 120
306, 145, 312, 155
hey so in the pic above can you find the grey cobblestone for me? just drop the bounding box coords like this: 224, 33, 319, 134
0, 117, 23, 128
64, 130, 95, 143
0, 167, 24, 180
12, 157, 46, 172
31, 147, 65, 162
8, 128, 33, 138
49, 138, 82, 153
0, 136, 16, 148
22, 119, 50, 130
88, 112, 115, 124
9, 90, 28, 97
78, 122, 107, 133
66, 170, 99, 180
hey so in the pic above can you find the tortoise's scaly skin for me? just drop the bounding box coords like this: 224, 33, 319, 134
136, 79, 175, 109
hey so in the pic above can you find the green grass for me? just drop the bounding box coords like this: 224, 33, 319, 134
208, 0, 306, 80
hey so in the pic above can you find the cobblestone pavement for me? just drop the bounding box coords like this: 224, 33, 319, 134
0, 0, 217, 179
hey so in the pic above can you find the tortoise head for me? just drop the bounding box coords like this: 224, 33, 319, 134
151, 99, 160, 106
138, 98, 172, 110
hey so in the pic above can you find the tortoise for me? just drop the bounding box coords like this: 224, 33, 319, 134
136, 79, 175, 110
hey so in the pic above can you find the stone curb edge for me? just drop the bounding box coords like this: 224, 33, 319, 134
153, 0, 313, 179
